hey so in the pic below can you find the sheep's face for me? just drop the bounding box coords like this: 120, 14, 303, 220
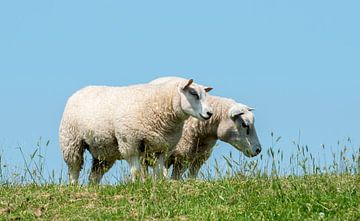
178, 79, 213, 121
218, 104, 261, 157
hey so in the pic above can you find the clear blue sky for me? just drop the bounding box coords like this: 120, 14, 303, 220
0, 0, 359, 181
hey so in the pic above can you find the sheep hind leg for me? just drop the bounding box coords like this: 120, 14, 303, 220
89, 158, 116, 184
171, 160, 186, 180
188, 161, 203, 179
61, 140, 86, 185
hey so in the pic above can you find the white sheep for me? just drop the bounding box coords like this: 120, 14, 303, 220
150, 77, 261, 179
59, 78, 213, 184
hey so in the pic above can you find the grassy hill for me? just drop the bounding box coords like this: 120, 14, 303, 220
0, 137, 359, 220
0, 174, 359, 220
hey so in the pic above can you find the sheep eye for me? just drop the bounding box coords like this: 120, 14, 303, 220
189, 90, 199, 99
242, 123, 250, 135
242, 122, 248, 128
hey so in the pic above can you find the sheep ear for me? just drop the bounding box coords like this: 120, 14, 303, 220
247, 107, 255, 111
204, 87, 213, 92
229, 106, 244, 119
181, 79, 193, 90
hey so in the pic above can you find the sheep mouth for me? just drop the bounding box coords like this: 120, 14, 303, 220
200, 114, 211, 120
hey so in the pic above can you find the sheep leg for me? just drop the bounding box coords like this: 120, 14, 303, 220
68, 167, 81, 185
153, 154, 168, 179
171, 160, 186, 180
89, 158, 115, 184
127, 154, 145, 182
188, 161, 202, 179
60, 137, 86, 185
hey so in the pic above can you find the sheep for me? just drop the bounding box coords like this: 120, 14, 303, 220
59, 78, 214, 184
150, 77, 261, 179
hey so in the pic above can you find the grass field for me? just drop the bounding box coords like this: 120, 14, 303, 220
0, 137, 359, 220
0, 175, 359, 220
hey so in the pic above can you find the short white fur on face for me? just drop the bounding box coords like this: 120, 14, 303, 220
178, 79, 213, 121
218, 104, 261, 157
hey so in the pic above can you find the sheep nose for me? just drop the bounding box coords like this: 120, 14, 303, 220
255, 147, 262, 155
207, 112, 213, 118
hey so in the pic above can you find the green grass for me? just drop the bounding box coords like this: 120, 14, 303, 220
0, 174, 359, 220
0, 135, 359, 220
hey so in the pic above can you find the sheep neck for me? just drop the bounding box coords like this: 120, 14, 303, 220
146, 84, 189, 139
